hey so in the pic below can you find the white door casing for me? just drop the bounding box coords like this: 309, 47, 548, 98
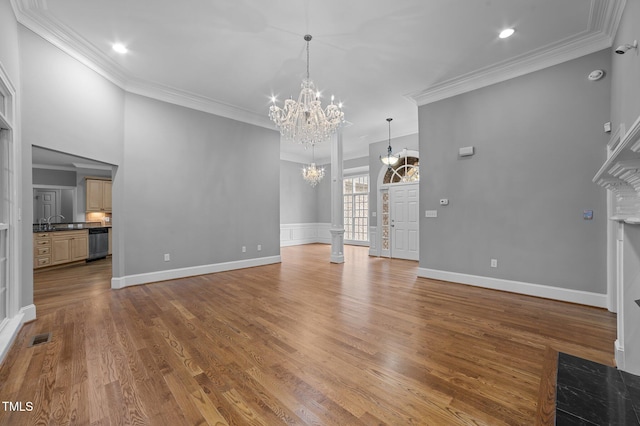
375, 149, 420, 260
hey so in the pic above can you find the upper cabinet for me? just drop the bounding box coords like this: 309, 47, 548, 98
86, 178, 112, 212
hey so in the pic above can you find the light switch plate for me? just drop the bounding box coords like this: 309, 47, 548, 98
425, 210, 438, 218
459, 146, 474, 157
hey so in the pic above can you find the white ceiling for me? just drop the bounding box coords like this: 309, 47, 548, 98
13, 0, 624, 163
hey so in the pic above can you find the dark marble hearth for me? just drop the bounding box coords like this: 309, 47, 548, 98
556, 352, 640, 425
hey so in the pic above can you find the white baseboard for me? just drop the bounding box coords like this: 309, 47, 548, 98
0, 304, 37, 365
615, 339, 625, 369
112, 255, 281, 289
417, 268, 608, 308
280, 223, 331, 246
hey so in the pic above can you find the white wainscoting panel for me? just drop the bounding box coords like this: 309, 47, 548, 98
369, 226, 378, 256
280, 223, 331, 247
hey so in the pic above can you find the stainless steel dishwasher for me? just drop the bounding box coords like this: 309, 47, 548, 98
88, 227, 109, 261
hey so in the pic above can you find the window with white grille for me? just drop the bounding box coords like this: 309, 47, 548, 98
344, 175, 369, 242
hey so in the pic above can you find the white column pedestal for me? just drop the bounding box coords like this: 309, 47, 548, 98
330, 228, 345, 263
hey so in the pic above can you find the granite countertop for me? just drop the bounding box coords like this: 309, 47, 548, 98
33, 223, 112, 233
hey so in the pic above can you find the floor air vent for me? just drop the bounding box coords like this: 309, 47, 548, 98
29, 332, 52, 347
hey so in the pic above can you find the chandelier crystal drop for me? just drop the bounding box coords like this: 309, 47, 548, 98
269, 34, 344, 145
380, 118, 400, 168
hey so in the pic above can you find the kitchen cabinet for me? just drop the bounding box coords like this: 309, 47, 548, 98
108, 228, 112, 255
33, 232, 52, 269
86, 178, 112, 212
51, 230, 88, 266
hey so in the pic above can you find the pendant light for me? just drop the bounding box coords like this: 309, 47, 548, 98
380, 118, 399, 168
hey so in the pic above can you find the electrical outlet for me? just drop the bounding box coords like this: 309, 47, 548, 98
164, 253, 170, 262
242, 246, 246, 253
490, 259, 497, 268
257, 244, 262, 251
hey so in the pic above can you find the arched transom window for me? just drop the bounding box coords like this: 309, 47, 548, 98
383, 156, 419, 184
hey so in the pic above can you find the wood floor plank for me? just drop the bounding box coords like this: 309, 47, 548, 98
0, 246, 617, 425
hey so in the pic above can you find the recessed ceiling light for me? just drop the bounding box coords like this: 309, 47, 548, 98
499, 28, 515, 39
112, 43, 128, 54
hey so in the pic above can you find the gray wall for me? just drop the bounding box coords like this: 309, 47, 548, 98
0, 1, 19, 82
344, 156, 369, 171
122, 93, 280, 276
19, 24, 125, 285
611, 0, 640, 375
280, 159, 332, 225
280, 160, 320, 224
33, 168, 77, 186
20, 27, 125, 167
418, 49, 611, 293
18, 23, 280, 286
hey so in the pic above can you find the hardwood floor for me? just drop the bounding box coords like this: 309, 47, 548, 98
0, 244, 616, 425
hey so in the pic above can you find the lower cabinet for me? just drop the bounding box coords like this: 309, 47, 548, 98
50, 230, 89, 266
33, 233, 52, 269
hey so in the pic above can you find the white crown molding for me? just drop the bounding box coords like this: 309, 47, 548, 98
11, 0, 274, 130
32, 163, 76, 171
408, 0, 625, 106
32, 162, 111, 171
124, 79, 272, 129
12, 0, 128, 88
71, 162, 113, 171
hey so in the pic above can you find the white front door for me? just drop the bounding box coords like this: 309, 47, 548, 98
390, 184, 419, 260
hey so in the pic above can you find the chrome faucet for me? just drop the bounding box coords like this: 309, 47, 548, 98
46, 214, 65, 230
38, 217, 47, 231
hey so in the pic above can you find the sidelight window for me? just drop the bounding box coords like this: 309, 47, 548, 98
344, 175, 369, 242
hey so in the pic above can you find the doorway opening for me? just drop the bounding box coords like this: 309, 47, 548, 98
377, 150, 420, 260
32, 146, 115, 316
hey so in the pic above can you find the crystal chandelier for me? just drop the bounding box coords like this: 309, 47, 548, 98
380, 118, 399, 168
269, 34, 344, 145
302, 144, 325, 187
